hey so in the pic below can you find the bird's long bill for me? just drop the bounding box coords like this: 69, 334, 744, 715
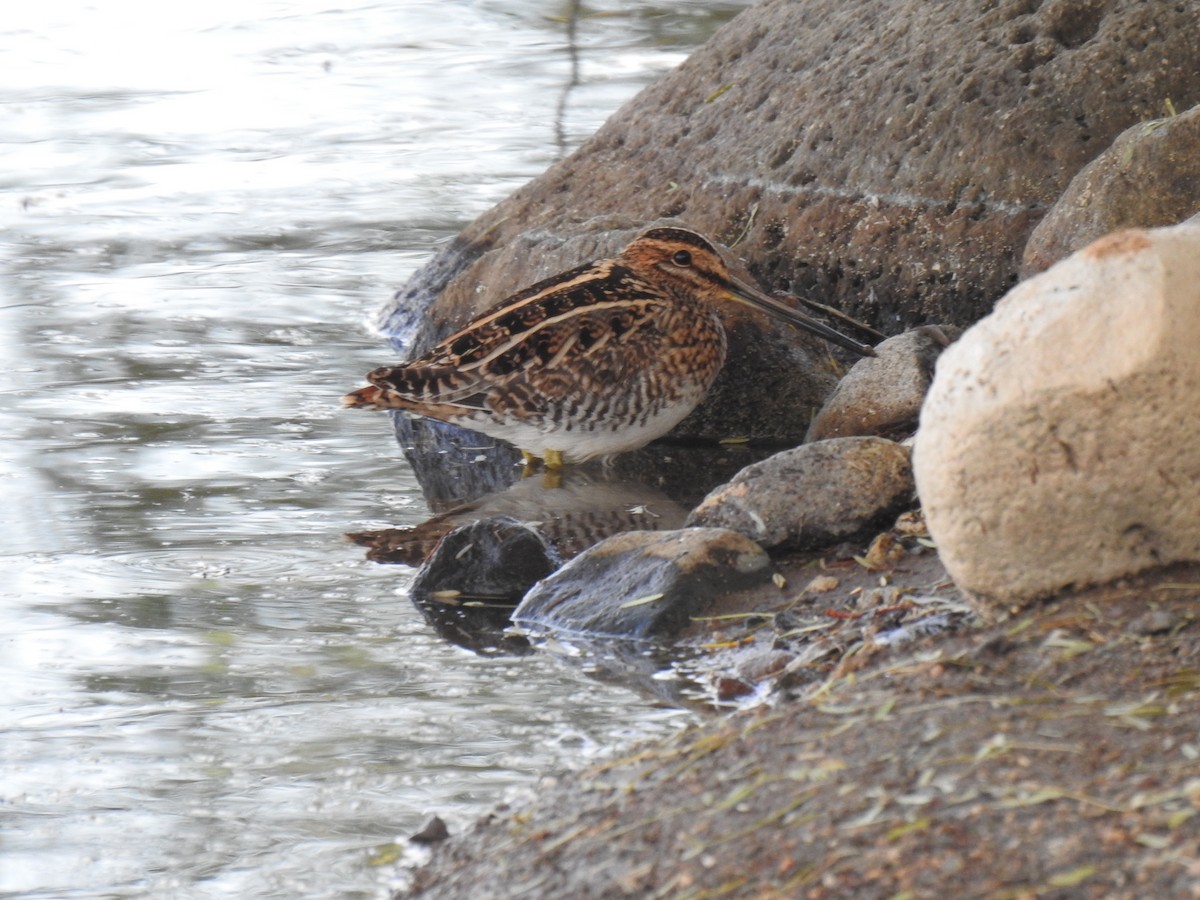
724, 276, 877, 357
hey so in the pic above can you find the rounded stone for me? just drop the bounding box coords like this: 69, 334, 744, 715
805, 326, 960, 442
1022, 103, 1200, 276
686, 437, 915, 550
408, 516, 560, 654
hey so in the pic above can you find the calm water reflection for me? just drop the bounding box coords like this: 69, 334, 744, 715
0, 2, 749, 896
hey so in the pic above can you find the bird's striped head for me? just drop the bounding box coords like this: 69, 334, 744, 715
619, 226, 876, 357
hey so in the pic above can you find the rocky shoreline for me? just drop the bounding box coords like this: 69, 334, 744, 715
352, 0, 1200, 894
404, 560, 1200, 899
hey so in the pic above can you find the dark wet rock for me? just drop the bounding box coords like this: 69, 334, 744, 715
410, 816, 450, 845
600, 441, 778, 510
410, 516, 560, 606
686, 437, 915, 551
669, 308, 845, 444
1022, 104, 1200, 277
916, 222, 1200, 606
519, 525, 966, 709
376, 0, 1200, 449
513, 528, 774, 640
805, 326, 959, 442
407, 517, 560, 655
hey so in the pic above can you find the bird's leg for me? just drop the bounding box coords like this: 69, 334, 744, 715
540, 449, 565, 488
520, 450, 540, 479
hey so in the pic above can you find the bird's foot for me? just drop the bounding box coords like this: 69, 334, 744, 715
518, 449, 565, 487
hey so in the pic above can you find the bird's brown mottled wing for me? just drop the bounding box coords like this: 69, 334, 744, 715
344, 264, 676, 414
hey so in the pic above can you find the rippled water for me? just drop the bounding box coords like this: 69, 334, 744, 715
0, 2, 749, 896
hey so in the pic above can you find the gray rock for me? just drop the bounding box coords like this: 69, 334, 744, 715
513, 528, 773, 640
378, 0, 1200, 443
805, 326, 959, 442
915, 221, 1200, 606
686, 437, 915, 551
1022, 103, 1200, 277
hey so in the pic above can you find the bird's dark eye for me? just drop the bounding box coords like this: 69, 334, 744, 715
672, 250, 692, 267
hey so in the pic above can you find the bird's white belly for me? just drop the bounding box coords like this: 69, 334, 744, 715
464, 384, 707, 463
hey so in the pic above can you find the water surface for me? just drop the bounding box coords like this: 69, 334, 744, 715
0, 2, 749, 895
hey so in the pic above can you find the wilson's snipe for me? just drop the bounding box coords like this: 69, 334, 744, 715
344, 226, 876, 467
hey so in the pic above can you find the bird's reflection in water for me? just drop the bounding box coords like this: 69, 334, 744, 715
406, 413, 773, 507
348, 466, 688, 566
350, 417, 770, 659
353, 414, 766, 561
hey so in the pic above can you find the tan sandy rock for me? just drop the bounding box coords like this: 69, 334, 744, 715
914, 222, 1200, 605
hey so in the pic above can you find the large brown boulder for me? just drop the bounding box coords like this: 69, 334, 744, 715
380, 0, 1200, 443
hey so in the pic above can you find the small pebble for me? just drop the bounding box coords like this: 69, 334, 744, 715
411, 816, 450, 844
1129, 609, 1179, 636
805, 575, 840, 594
715, 677, 755, 702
